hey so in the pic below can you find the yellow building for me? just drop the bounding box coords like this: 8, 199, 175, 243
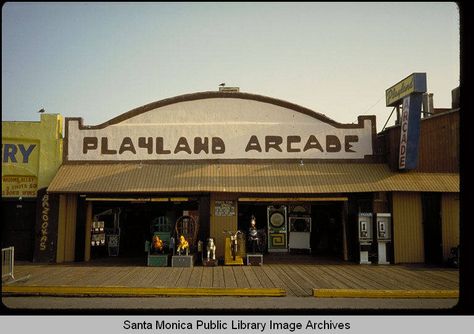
1, 113, 63, 261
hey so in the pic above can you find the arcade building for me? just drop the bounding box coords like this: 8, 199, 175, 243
44, 82, 459, 265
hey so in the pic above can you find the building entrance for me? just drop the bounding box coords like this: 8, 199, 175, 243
238, 201, 347, 261
77, 198, 200, 262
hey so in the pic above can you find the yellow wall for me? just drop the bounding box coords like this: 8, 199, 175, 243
441, 193, 459, 261
392, 192, 424, 263
2, 114, 63, 197
210, 193, 238, 258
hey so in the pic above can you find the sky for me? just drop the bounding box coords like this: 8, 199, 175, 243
2, 2, 460, 132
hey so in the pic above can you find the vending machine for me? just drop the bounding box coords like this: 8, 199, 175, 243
267, 205, 288, 252
376, 213, 391, 264
358, 213, 373, 264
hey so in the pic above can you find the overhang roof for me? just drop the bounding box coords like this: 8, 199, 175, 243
47, 162, 459, 194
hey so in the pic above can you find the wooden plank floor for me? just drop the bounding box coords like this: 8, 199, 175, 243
8, 262, 458, 297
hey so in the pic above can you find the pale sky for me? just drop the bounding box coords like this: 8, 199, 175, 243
2, 2, 460, 132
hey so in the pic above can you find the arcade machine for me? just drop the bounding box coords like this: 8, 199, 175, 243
145, 216, 173, 266
223, 230, 245, 265
267, 205, 288, 252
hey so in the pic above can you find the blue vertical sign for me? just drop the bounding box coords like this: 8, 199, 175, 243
398, 93, 422, 170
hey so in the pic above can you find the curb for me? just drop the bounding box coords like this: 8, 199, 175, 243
2, 285, 286, 297
312, 289, 459, 299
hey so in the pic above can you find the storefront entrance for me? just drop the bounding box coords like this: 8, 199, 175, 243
1, 199, 36, 261
74, 197, 203, 262
238, 201, 347, 261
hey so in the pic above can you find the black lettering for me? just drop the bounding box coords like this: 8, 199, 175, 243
83, 137, 98, 154
138, 137, 153, 154
265, 136, 283, 152
101, 137, 117, 155
245, 135, 262, 152
156, 137, 171, 154
174, 137, 192, 154
212, 137, 225, 154
344, 135, 358, 152
326, 135, 341, 152
303, 135, 323, 152
119, 137, 136, 154
194, 137, 209, 154
287, 136, 301, 152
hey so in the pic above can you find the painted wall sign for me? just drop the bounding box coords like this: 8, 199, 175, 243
1, 175, 38, 197
33, 187, 59, 263
65, 95, 375, 161
398, 94, 422, 170
386, 73, 427, 107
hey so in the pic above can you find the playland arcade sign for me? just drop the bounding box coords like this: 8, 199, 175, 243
65, 95, 375, 161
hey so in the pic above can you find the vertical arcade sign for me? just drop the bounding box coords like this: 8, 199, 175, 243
399, 94, 423, 169
386, 73, 426, 170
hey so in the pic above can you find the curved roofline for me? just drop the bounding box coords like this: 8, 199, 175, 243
77, 91, 373, 129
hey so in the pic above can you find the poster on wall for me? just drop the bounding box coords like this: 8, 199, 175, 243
215, 201, 236, 217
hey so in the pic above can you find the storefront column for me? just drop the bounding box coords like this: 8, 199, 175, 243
84, 201, 93, 262
56, 194, 77, 263
341, 201, 349, 261
441, 193, 459, 261
210, 193, 238, 259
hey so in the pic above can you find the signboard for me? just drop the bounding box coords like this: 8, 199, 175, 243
386, 73, 427, 107
2, 139, 40, 197
215, 201, 236, 217
1, 175, 38, 197
398, 94, 422, 170
33, 188, 59, 263
66, 96, 375, 161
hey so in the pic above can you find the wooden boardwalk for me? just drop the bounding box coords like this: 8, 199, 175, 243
7, 262, 458, 297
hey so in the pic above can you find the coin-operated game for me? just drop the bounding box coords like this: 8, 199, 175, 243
223, 230, 245, 265
171, 215, 199, 267
203, 237, 218, 267
267, 205, 288, 252
358, 213, 373, 264
145, 216, 173, 266
376, 213, 392, 264
246, 215, 265, 265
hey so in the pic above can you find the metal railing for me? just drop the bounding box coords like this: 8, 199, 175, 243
2, 246, 30, 284
2, 246, 15, 282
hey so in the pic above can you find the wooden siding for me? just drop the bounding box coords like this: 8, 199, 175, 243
441, 193, 459, 260
56, 195, 67, 263
392, 192, 424, 263
380, 111, 459, 173
56, 194, 78, 263
210, 193, 238, 258
84, 201, 93, 261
